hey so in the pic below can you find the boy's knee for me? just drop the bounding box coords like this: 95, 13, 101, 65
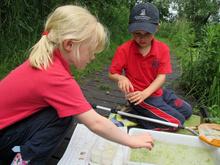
177, 114, 185, 125
187, 107, 193, 119
174, 99, 193, 119
183, 102, 193, 119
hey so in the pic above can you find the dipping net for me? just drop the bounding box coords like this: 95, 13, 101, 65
198, 123, 220, 147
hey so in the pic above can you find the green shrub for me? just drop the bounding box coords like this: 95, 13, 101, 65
169, 23, 220, 122
0, 0, 130, 79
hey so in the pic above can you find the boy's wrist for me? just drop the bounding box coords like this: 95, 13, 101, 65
142, 89, 151, 99
118, 75, 126, 81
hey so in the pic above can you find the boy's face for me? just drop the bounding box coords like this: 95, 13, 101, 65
132, 31, 154, 48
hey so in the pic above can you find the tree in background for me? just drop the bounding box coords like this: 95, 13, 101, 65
0, 0, 132, 78
135, 0, 172, 21
172, 0, 220, 36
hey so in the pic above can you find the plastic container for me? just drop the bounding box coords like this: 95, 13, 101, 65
124, 128, 220, 165
89, 138, 119, 165
88, 127, 127, 165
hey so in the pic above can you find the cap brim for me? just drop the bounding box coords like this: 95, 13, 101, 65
128, 22, 157, 34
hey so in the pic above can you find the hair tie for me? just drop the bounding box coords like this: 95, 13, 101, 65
42, 31, 49, 36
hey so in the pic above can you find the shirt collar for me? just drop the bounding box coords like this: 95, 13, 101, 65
53, 49, 72, 74
132, 38, 158, 57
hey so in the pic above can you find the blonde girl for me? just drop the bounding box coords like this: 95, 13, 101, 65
0, 5, 153, 165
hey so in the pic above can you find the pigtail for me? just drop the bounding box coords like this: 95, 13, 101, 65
28, 5, 108, 69
29, 32, 55, 69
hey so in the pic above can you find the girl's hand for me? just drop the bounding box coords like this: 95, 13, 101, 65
129, 133, 154, 150
118, 76, 134, 93
76, 109, 154, 151
126, 91, 147, 105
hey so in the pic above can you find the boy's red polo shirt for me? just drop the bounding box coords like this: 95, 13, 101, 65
0, 49, 91, 129
109, 39, 172, 96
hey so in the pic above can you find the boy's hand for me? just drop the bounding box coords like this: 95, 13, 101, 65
126, 91, 147, 105
129, 133, 154, 150
118, 76, 134, 93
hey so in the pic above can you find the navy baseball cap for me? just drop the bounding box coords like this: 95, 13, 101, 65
128, 3, 159, 34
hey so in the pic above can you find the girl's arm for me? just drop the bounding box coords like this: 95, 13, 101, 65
75, 109, 153, 150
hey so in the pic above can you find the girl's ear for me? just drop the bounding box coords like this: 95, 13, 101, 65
62, 39, 74, 52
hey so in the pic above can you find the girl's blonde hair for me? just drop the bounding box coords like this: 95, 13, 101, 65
29, 5, 108, 69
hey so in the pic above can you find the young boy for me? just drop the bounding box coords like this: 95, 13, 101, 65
109, 2, 192, 130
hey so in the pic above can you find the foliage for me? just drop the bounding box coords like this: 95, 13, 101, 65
0, 0, 130, 79
136, 0, 172, 21
208, 105, 220, 124
165, 21, 220, 123
0, 0, 64, 78
183, 25, 220, 104
172, 0, 220, 37
168, 20, 195, 47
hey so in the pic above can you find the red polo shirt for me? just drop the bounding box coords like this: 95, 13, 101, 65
109, 39, 172, 96
0, 49, 91, 129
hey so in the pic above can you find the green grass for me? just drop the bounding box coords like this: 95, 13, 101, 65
177, 115, 201, 135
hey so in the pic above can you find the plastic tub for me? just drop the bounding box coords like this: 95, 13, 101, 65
124, 128, 220, 165
88, 127, 127, 165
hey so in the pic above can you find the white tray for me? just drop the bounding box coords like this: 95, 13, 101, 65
124, 128, 220, 165
58, 124, 127, 165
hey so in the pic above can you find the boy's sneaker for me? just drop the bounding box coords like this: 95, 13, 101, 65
11, 153, 29, 165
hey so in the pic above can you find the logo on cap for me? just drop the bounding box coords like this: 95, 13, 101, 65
135, 9, 151, 21
140, 9, 146, 16
128, 3, 159, 33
